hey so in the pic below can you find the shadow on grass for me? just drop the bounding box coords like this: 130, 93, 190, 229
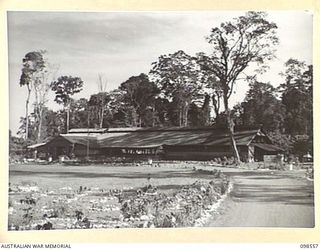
9, 169, 220, 180
10, 167, 284, 180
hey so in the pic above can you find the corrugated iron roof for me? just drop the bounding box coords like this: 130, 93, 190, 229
68, 128, 108, 134
61, 134, 100, 148
97, 129, 261, 148
106, 126, 261, 133
40, 127, 279, 150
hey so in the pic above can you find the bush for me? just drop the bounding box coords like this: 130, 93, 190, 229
120, 177, 229, 228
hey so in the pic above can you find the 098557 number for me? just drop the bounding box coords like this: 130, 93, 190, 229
300, 244, 319, 248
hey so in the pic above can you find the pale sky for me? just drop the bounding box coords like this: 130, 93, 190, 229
8, 11, 313, 135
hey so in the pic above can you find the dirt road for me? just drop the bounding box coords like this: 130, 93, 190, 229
206, 170, 315, 228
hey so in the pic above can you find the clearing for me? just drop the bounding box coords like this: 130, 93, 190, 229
8, 162, 229, 229
9, 162, 221, 191
8, 163, 314, 229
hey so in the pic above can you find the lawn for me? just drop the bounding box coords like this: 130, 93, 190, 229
9, 162, 220, 191
8, 162, 230, 230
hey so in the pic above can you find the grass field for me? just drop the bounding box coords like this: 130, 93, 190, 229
9, 162, 222, 191
8, 162, 230, 230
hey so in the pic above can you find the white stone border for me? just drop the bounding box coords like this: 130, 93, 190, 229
194, 181, 233, 227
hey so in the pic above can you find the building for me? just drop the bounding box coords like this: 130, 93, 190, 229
28, 127, 284, 162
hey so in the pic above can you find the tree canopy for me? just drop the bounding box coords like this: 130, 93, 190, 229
19, 51, 46, 141
240, 81, 285, 132
13, 12, 313, 160
150, 50, 201, 127
50, 75, 84, 132
279, 59, 313, 137
119, 73, 160, 127
51, 76, 84, 105
199, 11, 279, 163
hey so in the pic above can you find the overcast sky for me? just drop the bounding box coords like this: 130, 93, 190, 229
8, 11, 313, 135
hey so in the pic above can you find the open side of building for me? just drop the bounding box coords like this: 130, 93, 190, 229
28, 127, 284, 162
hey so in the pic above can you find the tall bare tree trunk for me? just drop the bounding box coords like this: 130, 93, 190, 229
179, 109, 182, 127
183, 103, 189, 127
139, 116, 142, 127
223, 95, 240, 165
212, 93, 220, 123
25, 99, 29, 140
25, 85, 31, 141
152, 105, 155, 127
37, 108, 43, 142
99, 107, 104, 128
130, 108, 138, 127
66, 104, 70, 133
202, 94, 211, 126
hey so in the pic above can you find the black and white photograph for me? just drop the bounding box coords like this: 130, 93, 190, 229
7, 11, 314, 230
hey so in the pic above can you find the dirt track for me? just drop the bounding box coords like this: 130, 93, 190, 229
206, 170, 315, 228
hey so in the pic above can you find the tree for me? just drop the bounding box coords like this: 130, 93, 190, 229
279, 59, 313, 136
240, 81, 285, 132
199, 11, 279, 164
267, 130, 294, 153
88, 92, 112, 128
50, 76, 84, 132
17, 115, 37, 144
9, 130, 26, 160
42, 108, 66, 138
150, 50, 201, 127
196, 53, 223, 124
32, 62, 59, 142
153, 97, 173, 127
19, 51, 46, 140
212, 104, 244, 129
69, 98, 92, 128
88, 74, 111, 128
103, 89, 136, 127
292, 138, 313, 160
119, 73, 160, 127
